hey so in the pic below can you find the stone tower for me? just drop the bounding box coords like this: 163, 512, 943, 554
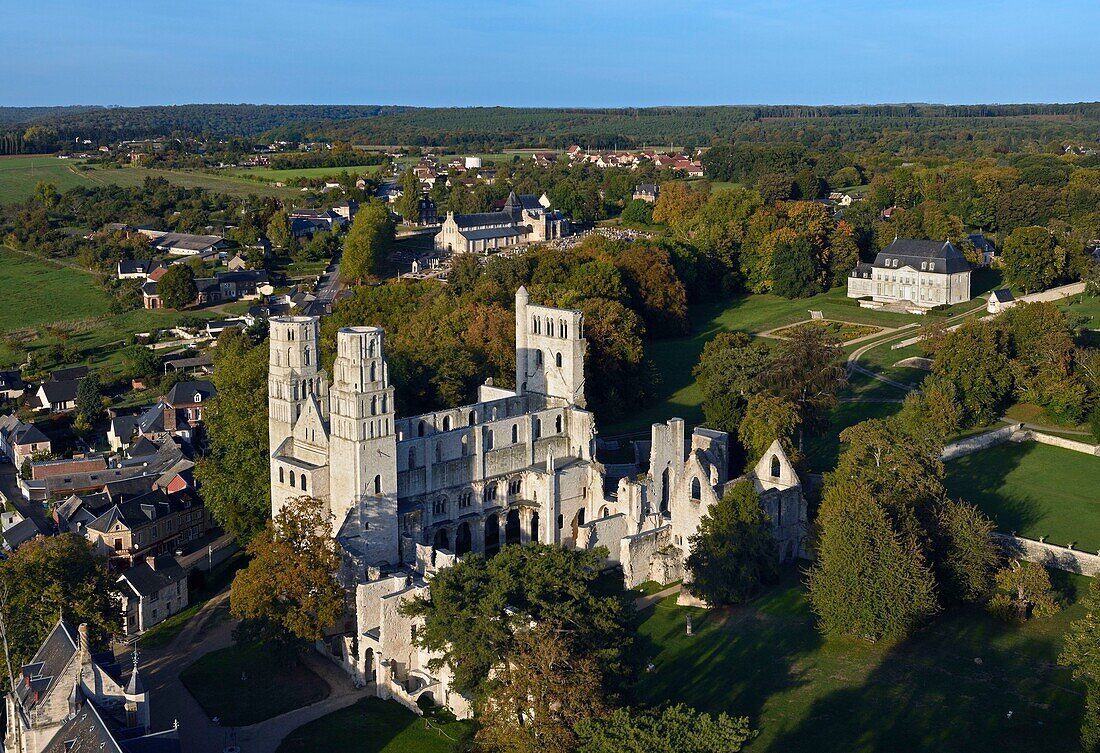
268, 316, 328, 461
328, 327, 400, 565
514, 286, 586, 407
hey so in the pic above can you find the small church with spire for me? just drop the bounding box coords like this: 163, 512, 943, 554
3, 620, 178, 753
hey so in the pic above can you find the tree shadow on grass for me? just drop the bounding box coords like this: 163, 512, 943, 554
630, 567, 823, 726
944, 443, 1044, 537
764, 608, 1084, 753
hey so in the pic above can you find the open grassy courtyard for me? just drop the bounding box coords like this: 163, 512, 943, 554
945, 441, 1100, 550
179, 644, 330, 726
636, 569, 1089, 753
277, 698, 472, 753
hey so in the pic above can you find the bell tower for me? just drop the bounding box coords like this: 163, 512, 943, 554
328, 327, 399, 565
515, 287, 586, 407
268, 316, 328, 459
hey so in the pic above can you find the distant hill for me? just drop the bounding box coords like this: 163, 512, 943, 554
0, 106, 104, 126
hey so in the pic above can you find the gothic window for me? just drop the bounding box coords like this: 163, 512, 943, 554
373, 475, 382, 494
546, 317, 554, 336
533, 417, 541, 440
371, 396, 377, 416
418, 420, 427, 437
433, 498, 447, 516
484, 483, 497, 503
382, 395, 387, 413
370, 362, 377, 382
301, 474, 308, 491
289, 470, 296, 487
555, 352, 563, 368
459, 492, 472, 509
443, 416, 451, 431
533, 315, 540, 334
770, 455, 781, 478
559, 319, 567, 338
369, 339, 376, 357
691, 477, 701, 500
287, 348, 291, 364
461, 435, 469, 456
279, 466, 284, 483
304, 347, 310, 366
555, 414, 563, 433
508, 479, 521, 496
468, 410, 476, 426
511, 424, 518, 444
535, 349, 543, 365
485, 430, 495, 451
600, 506, 609, 518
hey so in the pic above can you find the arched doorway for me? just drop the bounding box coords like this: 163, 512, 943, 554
433, 528, 449, 551
505, 509, 522, 546
530, 511, 539, 543
485, 514, 500, 555
455, 522, 472, 556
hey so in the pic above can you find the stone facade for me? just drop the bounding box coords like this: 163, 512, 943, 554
268, 287, 811, 718
848, 238, 971, 308
433, 192, 571, 255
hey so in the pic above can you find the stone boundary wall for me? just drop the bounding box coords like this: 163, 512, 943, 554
620, 525, 682, 589
1022, 430, 1100, 456
940, 424, 1022, 461
994, 533, 1100, 576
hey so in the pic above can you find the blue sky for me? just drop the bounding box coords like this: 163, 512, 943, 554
2, 0, 1097, 107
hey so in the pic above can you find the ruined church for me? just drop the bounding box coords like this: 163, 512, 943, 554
267, 287, 808, 717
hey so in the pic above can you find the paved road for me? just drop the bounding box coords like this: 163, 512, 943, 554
0, 461, 55, 534
314, 256, 343, 305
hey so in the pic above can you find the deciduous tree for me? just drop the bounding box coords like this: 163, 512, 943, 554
576, 704, 754, 753
230, 495, 343, 643
157, 264, 197, 310
686, 481, 780, 606
342, 199, 394, 284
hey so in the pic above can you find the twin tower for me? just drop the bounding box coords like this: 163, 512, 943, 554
266, 287, 586, 567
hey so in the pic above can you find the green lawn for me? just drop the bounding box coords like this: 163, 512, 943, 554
803, 400, 904, 472
277, 698, 472, 753
88, 165, 302, 199
945, 441, 1100, 550
1060, 293, 1100, 330
180, 644, 329, 726
0, 247, 111, 330
637, 569, 1088, 753
603, 289, 912, 436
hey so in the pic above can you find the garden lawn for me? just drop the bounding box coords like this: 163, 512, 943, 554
0, 247, 111, 330
1060, 293, 1100, 329
276, 698, 472, 753
636, 569, 1089, 753
945, 441, 1100, 550
769, 320, 882, 343
602, 289, 912, 436
180, 643, 329, 726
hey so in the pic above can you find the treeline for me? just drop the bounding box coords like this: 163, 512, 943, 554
6, 103, 1100, 156
322, 236, 693, 423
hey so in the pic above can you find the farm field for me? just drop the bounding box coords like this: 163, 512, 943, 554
945, 441, 1100, 550
0, 246, 111, 330
637, 569, 1088, 753
229, 163, 383, 181
0, 155, 303, 204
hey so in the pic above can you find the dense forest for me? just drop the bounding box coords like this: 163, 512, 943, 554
2, 103, 1100, 156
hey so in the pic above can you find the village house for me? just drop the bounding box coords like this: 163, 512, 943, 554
116, 258, 166, 280
160, 380, 216, 437
0, 415, 50, 467
84, 486, 210, 567
632, 184, 660, 203
987, 289, 1017, 314
847, 238, 971, 308
115, 554, 189, 635
148, 231, 230, 258
969, 233, 997, 267
434, 192, 571, 255
3, 620, 177, 753
28, 367, 89, 414
142, 268, 271, 309
0, 370, 24, 402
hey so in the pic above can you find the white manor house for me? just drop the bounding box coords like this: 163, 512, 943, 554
267, 288, 808, 717
847, 237, 971, 308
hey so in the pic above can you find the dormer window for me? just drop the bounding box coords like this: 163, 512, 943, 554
193, 392, 202, 403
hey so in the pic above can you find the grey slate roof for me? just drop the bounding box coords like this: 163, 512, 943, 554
991, 288, 1015, 303
163, 380, 215, 405
872, 239, 970, 274
40, 379, 81, 405
17, 620, 77, 707
50, 366, 88, 382
117, 555, 186, 598
459, 226, 528, 241
3, 517, 42, 550
452, 211, 515, 229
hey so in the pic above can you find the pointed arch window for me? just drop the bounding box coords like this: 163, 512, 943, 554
373, 475, 382, 494
555, 352, 563, 368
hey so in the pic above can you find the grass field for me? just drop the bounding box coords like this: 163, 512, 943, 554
0, 156, 100, 204
180, 644, 329, 726
277, 698, 473, 753
230, 164, 383, 181
945, 441, 1100, 550
0, 155, 303, 204
636, 568, 1088, 753
1060, 293, 1100, 329
769, 320, 883, 342
0, 247, 111, 330
602, 288, 913, 436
